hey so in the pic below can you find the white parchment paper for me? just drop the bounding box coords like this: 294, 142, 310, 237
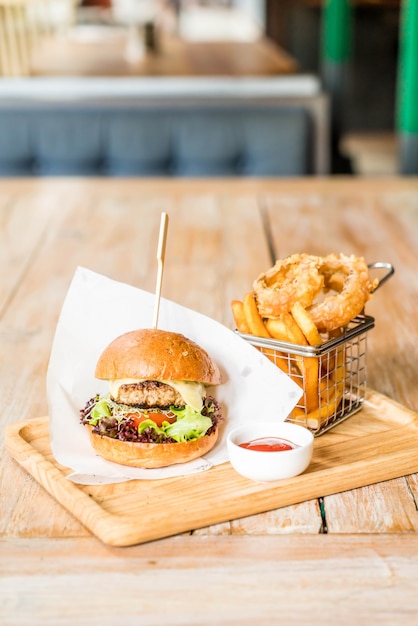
47, 267, 301, 484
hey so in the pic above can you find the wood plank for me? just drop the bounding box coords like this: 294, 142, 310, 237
30, 35, 298, 77
194, 499, 323, 535
0, 184, 58, 318
5, 389, 418, 546
230, 499, 323, 534
1, 535, 418, 626
263, 183, 418, 533
1, 177, 418, 542
325, 478, 418, 533
0, 185, 167, 538
1, 181, 295, 538
2, 177, 418, 625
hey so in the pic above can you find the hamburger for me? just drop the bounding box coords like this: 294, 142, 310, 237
80, 328, 222, 468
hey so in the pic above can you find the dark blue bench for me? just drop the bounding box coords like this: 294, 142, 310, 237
0, 77, 329, 177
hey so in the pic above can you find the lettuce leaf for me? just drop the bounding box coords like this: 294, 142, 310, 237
166, 405, 212, 442
137, 419, 165, 437
89, 395, 112, 424
85, 395, 213, 443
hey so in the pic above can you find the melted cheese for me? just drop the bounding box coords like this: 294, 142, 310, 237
108, 378, 206, 412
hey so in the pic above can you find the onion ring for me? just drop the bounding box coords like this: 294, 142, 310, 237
253, 253, 324, 318
308, 253, 378, 331
253, 252, 378, 332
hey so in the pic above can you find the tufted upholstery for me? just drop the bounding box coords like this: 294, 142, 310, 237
0, 105, 314, 177
0, 77, 329, 177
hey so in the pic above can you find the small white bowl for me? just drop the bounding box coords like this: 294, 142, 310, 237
227, 421, 314, 482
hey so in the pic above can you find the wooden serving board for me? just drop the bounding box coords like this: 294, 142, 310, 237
5, 389, 418, 547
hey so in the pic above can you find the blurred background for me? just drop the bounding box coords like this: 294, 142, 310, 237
0, 0, 406, 176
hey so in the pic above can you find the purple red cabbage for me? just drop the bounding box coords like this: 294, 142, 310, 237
80, 395, 222, 444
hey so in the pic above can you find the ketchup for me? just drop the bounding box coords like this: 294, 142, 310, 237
238, 437, 298, 452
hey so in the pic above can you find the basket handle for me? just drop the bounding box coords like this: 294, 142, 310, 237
368, 262, 395, 292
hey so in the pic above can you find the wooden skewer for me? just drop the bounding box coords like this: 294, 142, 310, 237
152, 212, 169, 329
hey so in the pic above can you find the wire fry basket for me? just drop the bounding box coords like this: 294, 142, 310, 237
237, 315, 375, 436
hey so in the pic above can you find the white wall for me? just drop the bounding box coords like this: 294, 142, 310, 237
232, 0, 266, 30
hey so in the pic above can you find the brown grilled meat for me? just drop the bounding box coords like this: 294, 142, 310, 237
112, 380, 184, 408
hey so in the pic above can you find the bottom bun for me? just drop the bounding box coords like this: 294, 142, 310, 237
85, 425, 219, 469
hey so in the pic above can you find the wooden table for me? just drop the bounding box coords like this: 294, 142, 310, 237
30, 32, 299, 77
1, 177, 418, 624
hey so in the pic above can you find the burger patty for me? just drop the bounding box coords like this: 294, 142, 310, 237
113, 380, 184, 407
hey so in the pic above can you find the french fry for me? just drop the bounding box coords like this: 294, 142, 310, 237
284, 313, 309, 345
305, 398, 340, 430
242, 292, 271, 338
266, 314, 308, 381
260, 317, 293, 375
231, 300, 250, 333
327, 271, 345, 292
305, 345, 346, 427
290, 302, 322, 346
320, 381, 338, 403
234, 290, 347, 431
266, 313, 308, 346
235, 294, 293, 374
302, 356, 319, 413
261, 348, 292, 376
319, 375, 329, 396
333, 344, 346, 402
290, 406, 306, 420
265, 316, 295, 343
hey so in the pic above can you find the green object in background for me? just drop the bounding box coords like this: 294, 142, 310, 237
322, 0, 353, 63
397, 0, 418, 133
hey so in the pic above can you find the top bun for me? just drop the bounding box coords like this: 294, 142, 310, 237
95, 329, 222, 385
